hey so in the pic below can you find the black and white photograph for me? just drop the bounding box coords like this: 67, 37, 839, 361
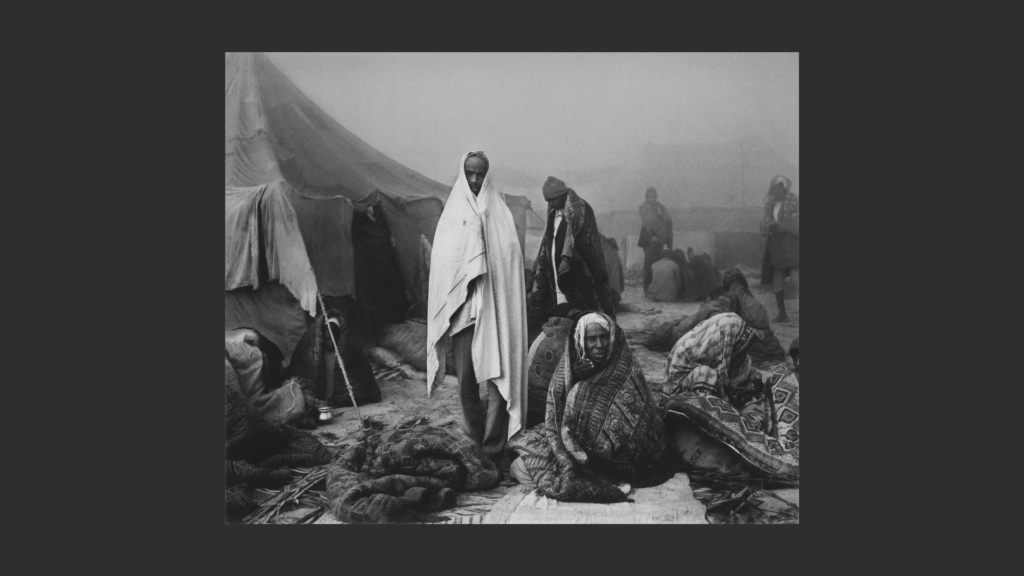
224, 52, 799, 524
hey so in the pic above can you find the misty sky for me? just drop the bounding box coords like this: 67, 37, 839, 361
265, 52, 798, 195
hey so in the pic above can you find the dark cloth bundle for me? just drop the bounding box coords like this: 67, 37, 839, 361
329, 475, 456, 524
687, 253, 721, 301
286, 309, 381, 408
509, 319, 670, 503
326, 419, 501, 523
225, 361, 334, 517
525, 311, 585, 429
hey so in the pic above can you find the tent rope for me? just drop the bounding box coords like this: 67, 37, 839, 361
315, 290, 365, 425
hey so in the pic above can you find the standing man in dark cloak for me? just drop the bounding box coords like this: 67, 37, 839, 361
527, 176, 616, 327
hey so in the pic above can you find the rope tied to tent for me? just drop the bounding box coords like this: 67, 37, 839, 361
315, 289, 367, 427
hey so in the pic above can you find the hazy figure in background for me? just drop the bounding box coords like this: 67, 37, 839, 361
638, 187, 673, 295
427, 151, 528, 465
686, 249, 721, 302
527, 176, 616, 326
760, 175, 799, 322
648, 249, 681, 302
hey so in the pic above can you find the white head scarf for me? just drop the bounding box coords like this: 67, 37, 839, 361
574, 312, 612, 359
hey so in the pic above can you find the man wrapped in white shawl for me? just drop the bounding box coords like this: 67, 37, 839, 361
427, 152, 528, 461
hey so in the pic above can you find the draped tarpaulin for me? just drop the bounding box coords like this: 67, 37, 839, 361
286, 188, 355, 299
225, 283, 311, 363
225, 181, 319, 315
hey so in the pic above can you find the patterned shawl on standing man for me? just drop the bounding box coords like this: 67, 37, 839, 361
527, 188, 616, 324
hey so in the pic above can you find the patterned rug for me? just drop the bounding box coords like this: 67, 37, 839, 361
664, 363, 799, 481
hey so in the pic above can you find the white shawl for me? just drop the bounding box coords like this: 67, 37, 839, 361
427, 152, 528, 439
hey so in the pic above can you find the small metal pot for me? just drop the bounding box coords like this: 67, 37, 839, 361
318, 406, 333, 423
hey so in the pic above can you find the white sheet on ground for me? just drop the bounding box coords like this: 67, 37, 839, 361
482, 473, 707, 524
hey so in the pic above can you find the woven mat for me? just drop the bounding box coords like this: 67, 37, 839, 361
481, 473, 707, 524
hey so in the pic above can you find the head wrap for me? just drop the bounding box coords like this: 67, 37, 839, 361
542, 176, 569, 200
574, 312, 612, 358
770, 175, 791, 192
722, 267, 749, 291
466, 150, 489, 163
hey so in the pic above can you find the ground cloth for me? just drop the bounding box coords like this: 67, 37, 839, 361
482, 473, 706, 524
225, 360, 334, 517
326, 418, 502, 523
508, 318, 670, 503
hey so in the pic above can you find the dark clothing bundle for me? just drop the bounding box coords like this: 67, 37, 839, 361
325, 419, 502, 523
224, 360, 334, 518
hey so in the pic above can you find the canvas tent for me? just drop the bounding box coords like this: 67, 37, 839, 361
226, 52, 541, 359
225, 52, 453, 358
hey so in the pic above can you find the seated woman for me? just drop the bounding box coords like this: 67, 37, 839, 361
507, 312, 669, 503
663, 312, 799, 481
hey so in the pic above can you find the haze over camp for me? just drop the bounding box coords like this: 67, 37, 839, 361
225, 52, 800, 524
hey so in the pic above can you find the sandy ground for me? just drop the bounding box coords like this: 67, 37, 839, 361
282, 271, 799, 524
